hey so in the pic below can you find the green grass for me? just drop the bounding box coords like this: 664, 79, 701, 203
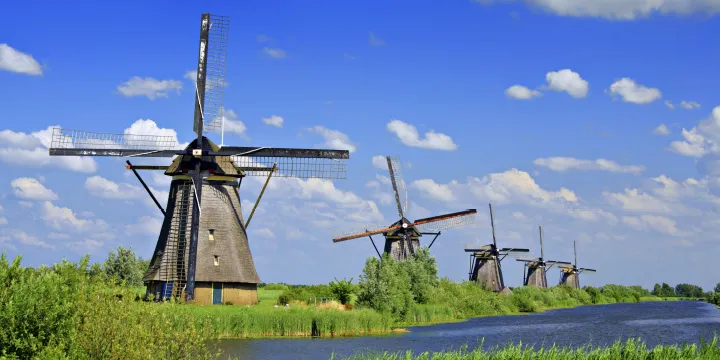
337, 336, 720, 359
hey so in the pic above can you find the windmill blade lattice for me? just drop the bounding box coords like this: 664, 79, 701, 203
202, 14, 230, 132
50, 128, 183, 155
230, 155, 347, 179
387, 156, 408, 217
413, 209, 477, 233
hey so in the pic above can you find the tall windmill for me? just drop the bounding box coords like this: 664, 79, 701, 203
465, 203, 529, 292
558, 240, 596, 288
332, 156, 477, 260
516, 226, 571, 288
48, 13, 350, 305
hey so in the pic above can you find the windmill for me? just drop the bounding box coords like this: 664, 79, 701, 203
558, 240, 596, 288
465, 203, 529, 292
48, 13, 350, 305
516, 226, 571, 288
332, 156, 477, 260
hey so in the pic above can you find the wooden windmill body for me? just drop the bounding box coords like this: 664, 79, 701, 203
465, 204, 529, 292
558, 240, 596, 288
48, 13, 350, 305
333, 156, 477, 260
516, 226, 571, 288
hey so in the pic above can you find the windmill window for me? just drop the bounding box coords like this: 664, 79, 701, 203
208, 229, 215, 241
214, 256, 219, 266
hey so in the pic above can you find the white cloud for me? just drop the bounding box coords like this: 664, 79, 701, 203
603, 188, 679, 213
124, 216, 163, 236
533, 157, 645, 175
468, 168, 578, 206
85, 176, 143, 199
0, 217, 6, 225
41, 201, 108, 232
664, 100, 675, 109
669, 106, 720, 157
215, 108, 247, 137
622, 215, 690, 236
386, 120, 458, 151
505, 85, 541, 100
474, 0, 720, 20
262, 47, 287, 59
410, 179, 456, 201
11, 177, 58, 200
253, 228, 276, 239
0, 126, 97, 173
307, 126, 357, 152
123, 119, 182, 148
544, 69, 588, 98
18, 201, 33, 208
262, 115, 284, 128
116, 76, 183, 99
607, 78, 662, 104
48, 232, 71, 240
567, 208, 618, 223
0, 44, 42, 76
680, 100, 701, 110
369, 32, 385, 46
372, 155, 387, 170
14, 231, 53, 248
653, 124, 670, 135
512, 211, 526, 219
67, 239, 104, 252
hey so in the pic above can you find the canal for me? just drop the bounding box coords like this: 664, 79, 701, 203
216, 300, 720, 359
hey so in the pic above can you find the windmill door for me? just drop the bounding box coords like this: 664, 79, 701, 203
212, 283, 223, 304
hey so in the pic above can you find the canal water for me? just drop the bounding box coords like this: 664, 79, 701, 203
216, 301, 720, 360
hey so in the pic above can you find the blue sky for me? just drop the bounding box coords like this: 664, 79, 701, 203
2, 0, 720, 290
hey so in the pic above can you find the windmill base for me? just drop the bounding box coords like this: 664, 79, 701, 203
145, 281, 258, 305
470, 258, 503, 292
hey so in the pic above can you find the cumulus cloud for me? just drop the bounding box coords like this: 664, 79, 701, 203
14, 231, 53, 248
215, 108, 247, 137
669, 106, 720, 158
11, 177, 58, 200
41, 201, 109, 233
262, 47, 287, 59
307, 126, 357, 152
262, 115, 284, 128
410, 179, 456, 202
125, 216, 163, 236
0, 44, 43, 75
0, 126, 97, 173
602, 188, 698, 214
607, 78, 662, 104
116, 76, 183, 99
653, 124, 670, 135
505, 85, 541, 100
473, 0, 720, 20
85, 176, 143, 199
622, 215, 691, 236
664, 100, 675, 109
386, 120, 458, 151
372, 155, 388, 170
544, 69, 589, 98
533, 157, 645, 175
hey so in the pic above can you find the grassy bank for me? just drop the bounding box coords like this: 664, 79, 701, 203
336, 337, 720, 359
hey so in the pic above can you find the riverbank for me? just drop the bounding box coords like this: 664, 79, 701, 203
180, 283, 679, 339
334, 336, 720, 360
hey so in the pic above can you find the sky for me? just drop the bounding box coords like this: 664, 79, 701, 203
2, 0, 720, 291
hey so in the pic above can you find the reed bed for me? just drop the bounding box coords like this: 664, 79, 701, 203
338, 337, 720, 360
181, 305, 392, 338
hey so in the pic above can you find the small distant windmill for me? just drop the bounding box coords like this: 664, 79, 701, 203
516, 226, 571, 288
332, 156, 477, 260
558, 240, 596, 288
48, 13, 350, 305
465, 203, 529, 292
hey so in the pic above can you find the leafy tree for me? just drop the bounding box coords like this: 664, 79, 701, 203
661, 282, 675, 297
329, 277, 355, 305
674, 283, 704, 298
103, 246, 147, 287
357, 254, 413, 321
652, 283, 662, 296
714, 283, 720, 294
400, 247, 438, 304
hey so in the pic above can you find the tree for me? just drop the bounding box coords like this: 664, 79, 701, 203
714, 283, 720, 294
329, 277, 355, 305
103, 246, 147, 287
357, 255, 413, 321
661, 282, 675, 297
652, 283, 662, 296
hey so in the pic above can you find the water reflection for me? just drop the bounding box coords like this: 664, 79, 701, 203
217, 301, 720, 360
